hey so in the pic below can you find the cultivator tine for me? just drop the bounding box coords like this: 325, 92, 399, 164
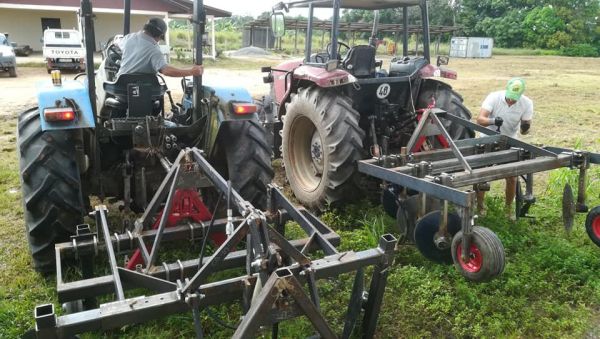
342, 268, 365, 339
234, 268, 337, 339
362, 235, 396, 338
563, 183, 575, 232
95, 205, 125, 300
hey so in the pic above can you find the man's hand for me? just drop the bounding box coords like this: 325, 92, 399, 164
191, 65, 203, 77
494, 117, 503, 127
520, 120, 531, 135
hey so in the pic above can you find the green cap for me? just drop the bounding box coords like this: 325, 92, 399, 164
505, 78, 526, 101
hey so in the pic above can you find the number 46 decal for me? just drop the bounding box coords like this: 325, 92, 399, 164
376, 83, 391, 99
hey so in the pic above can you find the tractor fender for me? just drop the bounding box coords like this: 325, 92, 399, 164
275, 66, 356, 119
36, 80, 95, 131
202, 84, 258, 156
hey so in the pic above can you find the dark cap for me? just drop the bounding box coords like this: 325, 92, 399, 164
144, 17, 167, 39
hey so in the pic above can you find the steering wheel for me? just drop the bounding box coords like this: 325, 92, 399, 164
326, 41, 351, 60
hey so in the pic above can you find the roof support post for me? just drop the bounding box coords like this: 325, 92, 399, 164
305, 3, 314, 61
402, 6, 408, 56
420, 0, 431, 61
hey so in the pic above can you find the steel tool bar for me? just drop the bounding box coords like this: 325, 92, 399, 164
426, 149, 520, 174
56, 232, 340, 303
450, 154, 573, 187
441, 111, 498, 136
95, 205, 125, 300
358, 160, 471, 206
440, 113, 558, 158
453, 134, 503, 148
429, 112, 472, 172
56, 219, 233, 258
42, 238, 394, 337
545, 147, 600, 164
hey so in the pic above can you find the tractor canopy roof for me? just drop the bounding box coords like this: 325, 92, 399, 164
282, 0, 422, 10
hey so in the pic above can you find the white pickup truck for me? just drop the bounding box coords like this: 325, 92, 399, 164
42, 29, 86, 73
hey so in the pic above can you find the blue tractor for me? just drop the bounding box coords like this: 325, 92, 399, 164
17, 0, 272, 272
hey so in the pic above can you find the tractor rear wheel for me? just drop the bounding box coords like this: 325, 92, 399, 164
17, 107, 85, 273
282, 87, 365, 210
218, 119, 273, 209
418, 80, 474, 141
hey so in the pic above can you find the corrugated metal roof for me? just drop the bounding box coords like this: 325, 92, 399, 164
285, 0, 422, 10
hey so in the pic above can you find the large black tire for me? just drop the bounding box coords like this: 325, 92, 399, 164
8, 67, 17, 78
282, 87, 365, 210
418, 80, 474, 141
17, 108, 85, 273
216, 119, 273, 209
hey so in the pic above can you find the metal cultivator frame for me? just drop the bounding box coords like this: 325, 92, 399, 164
358, 108, 600, 281
33, 147, 396, 338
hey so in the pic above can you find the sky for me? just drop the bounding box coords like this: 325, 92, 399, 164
204, 0, 332, 19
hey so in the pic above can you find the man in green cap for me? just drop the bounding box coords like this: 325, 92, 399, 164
475, 78, 534, 220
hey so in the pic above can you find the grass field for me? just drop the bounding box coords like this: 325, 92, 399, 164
1, 55, 599, 338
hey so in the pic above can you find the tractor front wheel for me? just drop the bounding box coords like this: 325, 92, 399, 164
282, 87, 364, 210
585, 206, 600, 247
17, 107, 86, 273
8, 67, 17, 77
451, 226, 505, 282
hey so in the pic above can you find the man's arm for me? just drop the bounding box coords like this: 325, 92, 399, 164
476, 108, 503, 128
159, 64, 203, 77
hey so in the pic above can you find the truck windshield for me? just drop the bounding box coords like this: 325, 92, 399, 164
0, 35, 8, 46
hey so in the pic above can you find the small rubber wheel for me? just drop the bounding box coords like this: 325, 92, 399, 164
585, 206, 600, 248
414, 210, 461, 263
451, 226, 505, 282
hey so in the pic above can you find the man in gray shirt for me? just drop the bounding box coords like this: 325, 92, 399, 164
117, 18, 203, 78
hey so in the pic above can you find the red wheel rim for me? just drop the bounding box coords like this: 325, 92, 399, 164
593, 216, 600, 240
457, 243, 483, 273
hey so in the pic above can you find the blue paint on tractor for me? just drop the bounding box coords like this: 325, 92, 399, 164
37, 80, 95, 131
209, 85, 253, 104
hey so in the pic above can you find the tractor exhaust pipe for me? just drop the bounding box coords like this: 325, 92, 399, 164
369, 10, 380, 47
192, 0, 205, 120
80, 0, 96, 117
123, 0, 131, 35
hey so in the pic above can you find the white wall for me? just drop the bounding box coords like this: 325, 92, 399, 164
0, 8, 160, 51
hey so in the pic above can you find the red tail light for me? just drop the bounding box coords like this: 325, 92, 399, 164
232, 103, 257, 115
44, 107, 76, 122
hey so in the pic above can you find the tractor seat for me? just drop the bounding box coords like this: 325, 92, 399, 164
103, 74, 166, 117
389, 57, 428, 77
342, 45, 376, 78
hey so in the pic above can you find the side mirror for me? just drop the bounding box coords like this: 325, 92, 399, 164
40, 38, 44, 43
437, 55, 449, 66
271, 12, 285, 38
11, 42, 17, 47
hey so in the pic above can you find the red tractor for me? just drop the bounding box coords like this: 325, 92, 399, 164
261, 0, 473, 211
